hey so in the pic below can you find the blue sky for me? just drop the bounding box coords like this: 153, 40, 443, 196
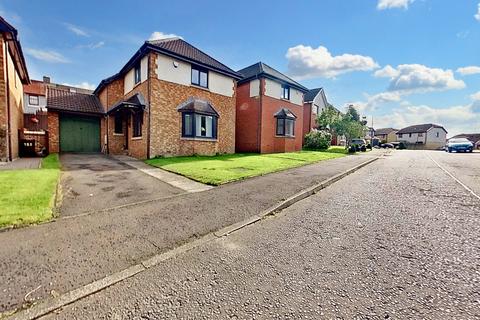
1, 0, 479, 136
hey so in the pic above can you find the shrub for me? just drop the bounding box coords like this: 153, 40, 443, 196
304, 130, 332, 150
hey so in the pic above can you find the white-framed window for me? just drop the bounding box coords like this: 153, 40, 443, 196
29, 95, 39, 106
281, 85, 290, 100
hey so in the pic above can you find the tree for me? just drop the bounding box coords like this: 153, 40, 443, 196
330, 105, 366, 147
316, 105, 340, 130
345, 105, 361, 122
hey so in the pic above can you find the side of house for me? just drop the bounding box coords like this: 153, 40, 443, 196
0, 17, 30, 161
375, 128, 398, 143
235, 62, 307, 153
302, 88, 327, 143
396, 124, 447, 150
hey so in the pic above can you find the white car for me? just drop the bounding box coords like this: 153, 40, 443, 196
445, 138, 474, 153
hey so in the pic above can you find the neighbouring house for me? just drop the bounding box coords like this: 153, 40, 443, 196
235, 62, 308, 153
449, 133, 480, 149
46, 37, 242, 158
0, 17, 30, 161
375, 128, 398, 143
396, 123, 447, 150
365, 126, 375, 140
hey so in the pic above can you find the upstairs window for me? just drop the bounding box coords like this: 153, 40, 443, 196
418, 132, 423, 137
281, 85, 290, 100
29, 95, 39, 106
436, 132, 439, 138
399, 134, 403, 138
134, 63, 141, 85
191, 66, 208, 88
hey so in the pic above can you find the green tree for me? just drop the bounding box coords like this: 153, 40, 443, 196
316, 105, 340, 130
331, 105, 366, 147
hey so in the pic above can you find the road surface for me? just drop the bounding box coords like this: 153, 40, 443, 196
44, 150, 480, 319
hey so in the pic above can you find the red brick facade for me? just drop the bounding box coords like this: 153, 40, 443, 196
98, 53, 236, 159
236, 78, 304, 153
47, 111, 59, 153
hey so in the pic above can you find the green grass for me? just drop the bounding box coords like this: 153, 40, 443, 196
0, 154, 60, 228
146, 148, 346, 185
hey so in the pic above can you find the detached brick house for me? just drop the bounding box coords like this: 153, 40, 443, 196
235, 62, 308, 153
46, 37, 242, 158
302, 88, 328, 143
375, 128, 398, 143
0, 17, 30, 161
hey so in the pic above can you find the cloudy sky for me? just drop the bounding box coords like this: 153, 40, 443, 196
1, 0, 479, 136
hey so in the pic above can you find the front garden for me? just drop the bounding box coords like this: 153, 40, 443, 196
0, 154, 60, 228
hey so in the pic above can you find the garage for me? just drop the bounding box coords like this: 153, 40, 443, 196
46, 87, 105, 154
60, 115, 100, 152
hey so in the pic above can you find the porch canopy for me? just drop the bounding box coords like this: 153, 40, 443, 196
107, 93, 147, 115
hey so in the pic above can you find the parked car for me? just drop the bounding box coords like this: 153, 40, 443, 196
445, 138, 474, 153
351, 139, 367, 152
381, 143, 394, 149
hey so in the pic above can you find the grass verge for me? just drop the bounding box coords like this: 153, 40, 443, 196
0, 154, 60, 228
145, 148, 346, 185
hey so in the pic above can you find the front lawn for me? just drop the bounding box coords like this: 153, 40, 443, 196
0, 154, 60, 228
146, 148, 346, 185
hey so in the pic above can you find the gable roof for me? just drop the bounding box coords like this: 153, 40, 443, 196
237, 62, 308, 93
94, 38, 242, 94
375, 128, 398, 135
0, 16, 29, 84
304, 88, 323, 103
397, 123, 447, 135
47, 87, 104, 115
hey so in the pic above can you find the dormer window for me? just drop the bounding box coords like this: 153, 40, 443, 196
134, 63, 141, 84
281, 85, 290, 100
191, 66, 208, 88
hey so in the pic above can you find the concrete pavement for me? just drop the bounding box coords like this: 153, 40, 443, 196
0, 152, 377, 316
42, 150, 480, 319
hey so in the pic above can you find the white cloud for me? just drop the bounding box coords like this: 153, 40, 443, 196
64, 23, 89, 37
375, 64, 465, 94
471, 91, 480, 101
347, 92, 402, 113
475, 3, 480, 21
457, 66, 480, 76
377, 0, 414, 10
78, 41, 105, 50
149, 31, 183, 41
373, 103, 480, 137
456, 30, 470, 39
62, 82, 96, 90
25, 48, 70, 63
286, 45, 379, 79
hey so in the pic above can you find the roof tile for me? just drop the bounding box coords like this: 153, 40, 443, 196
47, 88, 104, 114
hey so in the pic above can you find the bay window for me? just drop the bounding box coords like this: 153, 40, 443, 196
274, 108, 296, 137
182, 113, 217, 139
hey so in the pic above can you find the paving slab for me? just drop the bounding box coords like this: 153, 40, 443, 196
112, 155, 213, 193
0, 158, 41, 170
0, 153, 377, 315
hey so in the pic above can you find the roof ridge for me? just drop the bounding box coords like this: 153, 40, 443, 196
146, 37, 181, 44
48, 87, 96, 97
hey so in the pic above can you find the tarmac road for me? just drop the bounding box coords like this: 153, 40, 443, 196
44, 150, 480, 319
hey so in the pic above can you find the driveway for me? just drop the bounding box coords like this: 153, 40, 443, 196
58, 153, 184, 216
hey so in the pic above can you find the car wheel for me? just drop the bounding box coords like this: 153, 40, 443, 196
448, 148, 452, 153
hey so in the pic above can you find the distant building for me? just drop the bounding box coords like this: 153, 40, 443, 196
375, 128, 398, 143
396, 123, 447, 150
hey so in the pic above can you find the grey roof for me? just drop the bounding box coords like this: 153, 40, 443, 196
107, 93, 146, 114
237, 62, 308, 92
47, 87, 104, 114
274, 108, 297, 119
95, 38, 242, 94
450, 133, 480, 144
304, 88, 323, 103
397, 124, 447, 135
375, 128, 398, 135
177, 98, 219, 116
147, 38, 241, 79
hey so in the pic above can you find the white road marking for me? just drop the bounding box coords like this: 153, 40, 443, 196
427, 153, 480, 201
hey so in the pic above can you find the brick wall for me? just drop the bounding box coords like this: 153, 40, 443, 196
149, 53, 236, 157
302, 102, 312, 145
235, 81, 261, 153
47, 111, 59, 153
0, 40, 7, 160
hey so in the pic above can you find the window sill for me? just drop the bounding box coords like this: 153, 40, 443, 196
280, 98, 290, 102
113, 133, 124, 136
190, 84, 210, 92
131, 136, 143, 140
181, 137, 218, 142
275, 135, 296, 139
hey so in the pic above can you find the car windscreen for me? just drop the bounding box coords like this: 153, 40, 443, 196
449, 138, 470, 143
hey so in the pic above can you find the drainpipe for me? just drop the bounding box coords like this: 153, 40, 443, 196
4, 41, 12, 161
257, 77, 262, 153
147, 53, 151, 159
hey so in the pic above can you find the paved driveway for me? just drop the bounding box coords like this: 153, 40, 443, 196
58, 154, 183, 216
